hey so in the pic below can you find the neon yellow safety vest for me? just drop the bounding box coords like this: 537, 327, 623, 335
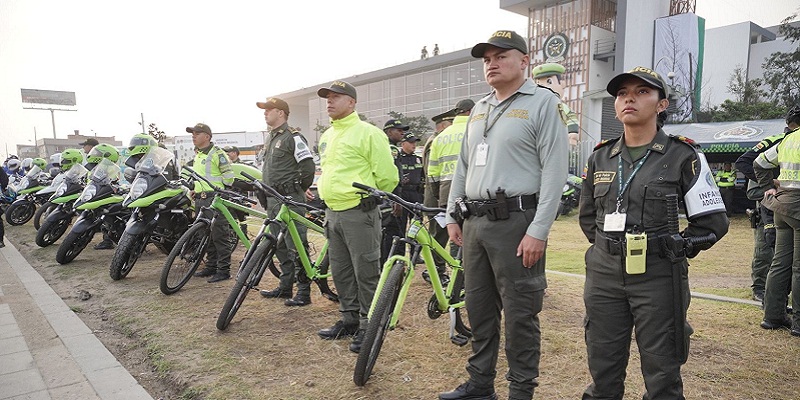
755, 128, 800, 189
193, 144, 234, 192
715, 170, 736, 188
428, 115, 468, 184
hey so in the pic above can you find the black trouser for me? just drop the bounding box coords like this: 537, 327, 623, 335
196, 196, 234, 273
0, 212, 4, 242
380, 212, 405, 265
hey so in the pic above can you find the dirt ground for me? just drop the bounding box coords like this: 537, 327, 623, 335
6, 215, 800, 399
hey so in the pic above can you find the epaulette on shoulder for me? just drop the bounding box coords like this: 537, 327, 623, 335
668, 134, 700, 149
593, 137, 619, 151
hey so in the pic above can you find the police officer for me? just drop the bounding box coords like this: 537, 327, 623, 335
380, 119, 408, 264
315, 81, 398, 352
735, 125, 797, 302
753, 105, 800, 334
397, 133, 424, 242
426, 99, 475, 283
715, 162, 736, 216
255, 97, 316, 307
442, 30, 568, 400
531, 62, 580, 135
423, 110, 455, 272
188, 123, 236, 283
580, 67, 729, 399
223, 146, 244, 164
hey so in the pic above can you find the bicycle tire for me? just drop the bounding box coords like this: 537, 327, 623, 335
55, 228, 95, 264
109, 231, 147, 280
5, 201, 35, 226
216, 236, 276, 331
448, 269, 471, 339
160, 222, 210, 295
33, 201, 56, 230
353, 261, 405, 386
35, 214, 71, 247
313, 254, 338, 302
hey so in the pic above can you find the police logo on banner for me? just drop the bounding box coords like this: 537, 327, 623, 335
684, 152, 726, 217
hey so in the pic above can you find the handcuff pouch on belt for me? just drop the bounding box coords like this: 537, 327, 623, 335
358, 194, 378, 212
451, 197, 470, 225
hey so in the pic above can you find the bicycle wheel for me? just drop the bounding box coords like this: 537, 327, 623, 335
448, 268, 472, 342
314, 254, 338, 302
353, 261, 405, 386
216, 236, 276, 331
160, 222, 210, 295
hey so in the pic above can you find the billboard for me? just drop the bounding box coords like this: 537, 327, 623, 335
20, 89, 77, 106
653, 13, 705, 123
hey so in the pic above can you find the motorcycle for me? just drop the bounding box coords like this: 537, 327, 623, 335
556, 174, 582, 218
32, 171, 67, 230
4, 165, 52, 226
35, 164, 88, 247
56, 159, 130, 264
109, 147, 193, 280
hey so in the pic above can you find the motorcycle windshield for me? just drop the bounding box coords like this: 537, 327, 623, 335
134, 147, 173, 176
46, 173, 66, 189
25, 165, 42, 178
63, 164, 89, 184
90, 159, 121, 186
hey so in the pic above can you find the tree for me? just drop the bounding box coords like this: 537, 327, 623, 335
386, 111, 432, 139
762, 12, 800, 107
727, 65, 765, 103
696, 100, 786, 123
146, 123, 166, 144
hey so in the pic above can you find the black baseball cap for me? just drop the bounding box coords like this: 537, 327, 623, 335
78, 138, 99, 146
471, 30, 528, 58
186, 123, 212, 136
432, 109, 456, 124
401, 133, 419, 143
317, 80, 358, 100
223, 146, 240, 154
453, 99, 475, 114
606, 66, 669, 97
383, 119, 410, 131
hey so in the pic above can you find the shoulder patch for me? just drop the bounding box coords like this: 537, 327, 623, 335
218, 153, 229, 165
669, 134, 700, 148
594, 137, 619, 151
292, 136, 313, 163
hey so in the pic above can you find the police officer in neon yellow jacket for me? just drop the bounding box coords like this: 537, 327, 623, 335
315, 80, 399, 353
187, 123, 236, 283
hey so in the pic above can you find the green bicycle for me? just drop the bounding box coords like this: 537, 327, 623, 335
159, 165, 278, 295
215, 172, 337, 331
351, 182, 471, 387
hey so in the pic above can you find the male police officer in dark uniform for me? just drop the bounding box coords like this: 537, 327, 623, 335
580, 67, 729, 399
380, 119, 409, 264
256, 97, 316, 306
397, 133, 424, 245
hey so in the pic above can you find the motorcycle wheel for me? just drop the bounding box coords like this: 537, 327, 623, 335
35, 215, 72, 248
33, 202, 57, 230
5, 201, 35, 226
56, 229, 96, 264
109, 231, 148, 280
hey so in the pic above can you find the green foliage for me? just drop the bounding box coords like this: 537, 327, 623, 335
697, 99, 787, 122
727, 65, 765, 103
762, 12, 800, 107
387, 111, 433, 141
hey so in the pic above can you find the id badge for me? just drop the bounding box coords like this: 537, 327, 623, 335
475, 143, 488, 166
604, 212, 626, 232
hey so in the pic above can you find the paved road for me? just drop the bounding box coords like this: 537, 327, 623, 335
0, 241, 154, 400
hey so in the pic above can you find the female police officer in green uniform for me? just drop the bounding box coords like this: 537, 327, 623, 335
579, 67, 729, 399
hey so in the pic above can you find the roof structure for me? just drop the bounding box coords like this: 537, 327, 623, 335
662, 119, 785, 154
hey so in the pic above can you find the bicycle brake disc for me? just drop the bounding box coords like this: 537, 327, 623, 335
427, 294, 443, 319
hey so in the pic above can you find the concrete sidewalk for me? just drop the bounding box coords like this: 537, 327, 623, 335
0, 241, 153, 400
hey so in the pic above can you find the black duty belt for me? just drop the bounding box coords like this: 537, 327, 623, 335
595, 232, 663, 256
463, 194, 537, 217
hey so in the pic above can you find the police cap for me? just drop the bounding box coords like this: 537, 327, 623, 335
317, 80, 358, 101
471, 30, 528, 58
532, 63, 566, 79
607, 66, 669, 97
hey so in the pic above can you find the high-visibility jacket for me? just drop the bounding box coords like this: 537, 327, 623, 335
317, 111, 399, 211
193, 144, 234, 192
715, 170, 736, 188
427, 115, 468, 205
756, 129, 800, 189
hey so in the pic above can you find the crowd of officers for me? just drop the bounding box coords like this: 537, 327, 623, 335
9, 28, 796, 400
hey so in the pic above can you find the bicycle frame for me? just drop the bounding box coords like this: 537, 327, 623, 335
270, 201, 330, 281
369, 212, 464, 330
206, 194, 269, 249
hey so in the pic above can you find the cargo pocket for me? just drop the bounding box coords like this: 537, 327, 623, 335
514, 275, 547, 314
642, 184, 677, 227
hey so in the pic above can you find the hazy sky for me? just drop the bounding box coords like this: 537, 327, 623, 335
0, 0, 797, 158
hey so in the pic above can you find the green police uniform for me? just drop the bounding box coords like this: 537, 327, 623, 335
579, 130, 729, 399
193, 143, 236, 276
317, 110, 398, 331
261, 122, 316, 299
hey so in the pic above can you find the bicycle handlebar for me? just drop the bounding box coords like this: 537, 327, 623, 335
240, 171, 323, 212
351, 182, 445, 215
183, 166, 257, 205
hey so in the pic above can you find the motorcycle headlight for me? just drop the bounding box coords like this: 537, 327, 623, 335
79, 185, 97, 203
54, 182, 68, 198
129, 177, 148, 200
562, 184, 570, 192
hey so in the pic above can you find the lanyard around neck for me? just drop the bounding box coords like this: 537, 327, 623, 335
616, 150, 651, 207
483, 93, 521, 139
